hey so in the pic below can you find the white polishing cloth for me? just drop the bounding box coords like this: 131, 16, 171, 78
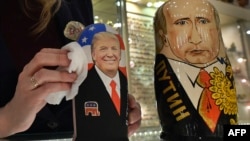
45, 42, 88, 105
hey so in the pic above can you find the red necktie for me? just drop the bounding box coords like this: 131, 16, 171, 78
110, 80, 120, 115
197, 68, 220, 133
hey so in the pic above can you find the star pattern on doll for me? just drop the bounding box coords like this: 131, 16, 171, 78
81, 37, 88, 44
89, 26, 96, 31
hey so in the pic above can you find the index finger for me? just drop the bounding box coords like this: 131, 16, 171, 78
24, 48, 70, 76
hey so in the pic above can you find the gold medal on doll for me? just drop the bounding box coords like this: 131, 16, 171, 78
64, 21, 84, 41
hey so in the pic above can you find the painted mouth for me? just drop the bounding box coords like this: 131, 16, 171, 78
190, 50, 206, 55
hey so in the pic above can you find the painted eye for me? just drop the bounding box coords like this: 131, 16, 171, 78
175, 20, 188, 25
112, 46, 119, 50
199, 18, 209, 24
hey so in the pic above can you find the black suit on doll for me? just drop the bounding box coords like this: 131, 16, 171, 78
154, 54, 237, 141
73, 66, 128, 141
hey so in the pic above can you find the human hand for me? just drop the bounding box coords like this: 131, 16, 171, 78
46, 42, 88, 104
127, 94, 141, 137
0, 48, 77, 137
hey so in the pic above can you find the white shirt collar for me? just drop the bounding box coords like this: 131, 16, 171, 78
168, 58, 226, 84
95, 65, 120, 94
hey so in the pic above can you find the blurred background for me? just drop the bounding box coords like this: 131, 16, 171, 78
92, 0, 250, 140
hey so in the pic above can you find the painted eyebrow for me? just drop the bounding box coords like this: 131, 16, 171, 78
99, 46, 108, 49
196, 16, 210, 20
173, 17, 210, 23
99, 45, 119, 49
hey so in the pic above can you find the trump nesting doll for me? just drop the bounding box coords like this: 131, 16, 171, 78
72, 23, 129, 141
